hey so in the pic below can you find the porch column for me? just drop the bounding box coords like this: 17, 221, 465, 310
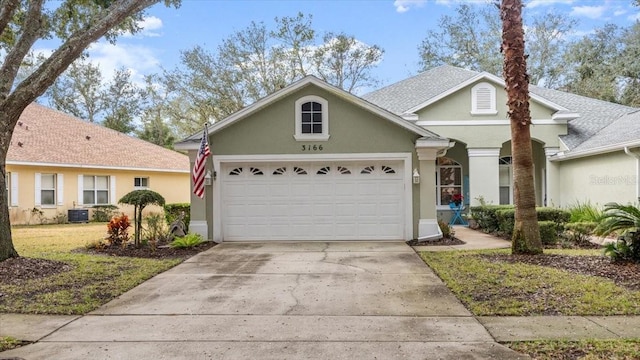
468, 148, 500, 206
545, 147, 560, 207
416, 139, 453, 240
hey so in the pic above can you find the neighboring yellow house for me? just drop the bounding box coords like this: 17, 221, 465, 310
6, 103, 190, 224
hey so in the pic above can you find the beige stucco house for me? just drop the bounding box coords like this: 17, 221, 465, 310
176, 65, 640, 242
6, 103, 190, 224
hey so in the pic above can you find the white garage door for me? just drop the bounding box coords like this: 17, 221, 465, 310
221, 161, 405, 240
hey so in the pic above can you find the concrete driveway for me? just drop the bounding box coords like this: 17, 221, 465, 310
2, 242, 527, 359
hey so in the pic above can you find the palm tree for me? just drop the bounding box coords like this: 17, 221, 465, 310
500, 0, 543, 254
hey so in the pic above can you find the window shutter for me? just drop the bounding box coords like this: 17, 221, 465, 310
57, 173, 64, 206
77, 175, 84, 206
10, 173, 18, 206
35, 173, 41, 206
110, 175, 116, 204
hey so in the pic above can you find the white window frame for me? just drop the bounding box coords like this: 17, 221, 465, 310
436, 157, 463, 207
499, 156, 513, 205
134, 177, 149, 189
471, 82, 498, 115
82, 175, 111, 206
9, 172, 18, 207
294, 95, 330, 141
36, 173, 57, 207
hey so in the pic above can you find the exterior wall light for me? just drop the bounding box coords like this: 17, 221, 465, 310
413, 168, 420, 184
205, 170, 212, 186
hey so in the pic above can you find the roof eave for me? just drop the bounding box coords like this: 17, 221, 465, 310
550, 140, 640, 162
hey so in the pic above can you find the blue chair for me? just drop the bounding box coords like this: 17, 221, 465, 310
449, 202, 467, 226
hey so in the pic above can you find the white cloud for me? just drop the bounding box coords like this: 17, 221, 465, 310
393, 0, 426, 13
629, 12, 640, 22
613, 9, 627, 16
527, 0, 574, 9
138, 16, 163, 37
570, 5, 607, 19
86, 42, 161, 84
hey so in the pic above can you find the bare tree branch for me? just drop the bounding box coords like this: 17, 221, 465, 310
0, 0, 44, 101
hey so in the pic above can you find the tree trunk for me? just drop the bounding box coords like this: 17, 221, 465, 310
501, 0, 543, 254
0, 106, 25, 261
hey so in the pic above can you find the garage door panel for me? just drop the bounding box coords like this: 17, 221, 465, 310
222, 161, 405, 241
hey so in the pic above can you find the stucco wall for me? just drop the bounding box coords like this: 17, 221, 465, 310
557, 151, 638, 208
417, 80, 556, 121
6, 164, 189, 225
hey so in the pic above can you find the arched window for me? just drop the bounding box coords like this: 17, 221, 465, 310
294, 95, 329, 141
471, 82, 497, 115
436, 157, 462, 206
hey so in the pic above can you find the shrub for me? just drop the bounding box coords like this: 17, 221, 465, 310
91, 205, 118, 222
479, 206, 570, 239
170, 233, 204, 249
164, 203, 190, 232
119, 190, 166, 248
52, 212, 68, 224
567, 201, 603, 223
144, 212, 170, 250
604, 231, 640, 263
470, 205, 513, 233
438, 219, 454, 238
536, 207, 571, 224
539, 221, 559, 245
563, 222, 597, 246
106, 214, 130, 247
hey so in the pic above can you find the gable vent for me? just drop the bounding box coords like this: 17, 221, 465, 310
475, 88, 492, 110
471, 82, 497, 115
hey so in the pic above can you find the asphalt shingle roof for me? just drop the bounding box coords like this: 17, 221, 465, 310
8, 103, 189, 172
363, 65, 639, 151
570, 109, 640, 152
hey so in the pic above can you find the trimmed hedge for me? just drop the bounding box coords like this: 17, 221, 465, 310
469, 205, 514, 233
472, 205, 571, 241
164, 203, 190, 232
539, 221, 559, 245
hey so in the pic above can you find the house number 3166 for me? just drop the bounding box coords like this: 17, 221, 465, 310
302, 145, 323, 151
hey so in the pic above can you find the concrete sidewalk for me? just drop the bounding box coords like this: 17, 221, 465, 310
413, 226, 511, 252
1, 241, 526, 359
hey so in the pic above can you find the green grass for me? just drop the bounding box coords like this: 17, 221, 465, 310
419, 249, 640, 316
1, 223, 181, 314
0, 336, 25, 352
508, 339, 640, 360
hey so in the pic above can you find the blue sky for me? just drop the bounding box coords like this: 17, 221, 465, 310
65, 0, 640, 92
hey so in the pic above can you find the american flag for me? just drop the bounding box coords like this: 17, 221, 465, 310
192, 127, 211, 198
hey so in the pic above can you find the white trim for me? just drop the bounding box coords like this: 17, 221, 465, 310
212, 152, 413, 242
77, 175, 84, 206
110, 175, 116, 204
401, 113, 419, 121
10, 172, 18, 207
467, 148, 501, 157
415, 138, 452, 148
5, 161, 189, 173
552, 112, 580, 121
294, 95, 330, 141
470, 82, 497, 115
416, 119, 568, 126
34, 173, 42, 206
405, 72, 568, 114
544, 147, 560, 157
175, 76, 438, 151
551, 140, 640, 162
57, 173, 64, 206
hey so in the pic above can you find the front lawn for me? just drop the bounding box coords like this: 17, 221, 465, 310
0, 223, 186, 314
418, 249, 640, 316
509, 339, 640, 360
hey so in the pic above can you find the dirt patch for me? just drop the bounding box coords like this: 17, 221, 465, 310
482, 253, 640, 291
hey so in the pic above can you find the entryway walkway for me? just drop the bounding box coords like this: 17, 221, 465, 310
1, 241, 526, 359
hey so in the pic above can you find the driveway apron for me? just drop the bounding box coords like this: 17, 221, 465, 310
2, 242, 527, 359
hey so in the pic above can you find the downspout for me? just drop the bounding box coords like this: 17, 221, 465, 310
624, 146, 640, 203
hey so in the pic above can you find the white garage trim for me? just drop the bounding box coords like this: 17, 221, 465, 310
212, 153, 413, 242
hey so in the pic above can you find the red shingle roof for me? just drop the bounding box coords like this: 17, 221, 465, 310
8, 103, 188, 172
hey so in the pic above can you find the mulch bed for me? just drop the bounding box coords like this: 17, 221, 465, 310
482, 253, 640, 291
406, 236, 466, 246
0, 242, 216, 286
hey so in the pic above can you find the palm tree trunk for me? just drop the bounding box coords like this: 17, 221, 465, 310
501, 0, 543, 254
